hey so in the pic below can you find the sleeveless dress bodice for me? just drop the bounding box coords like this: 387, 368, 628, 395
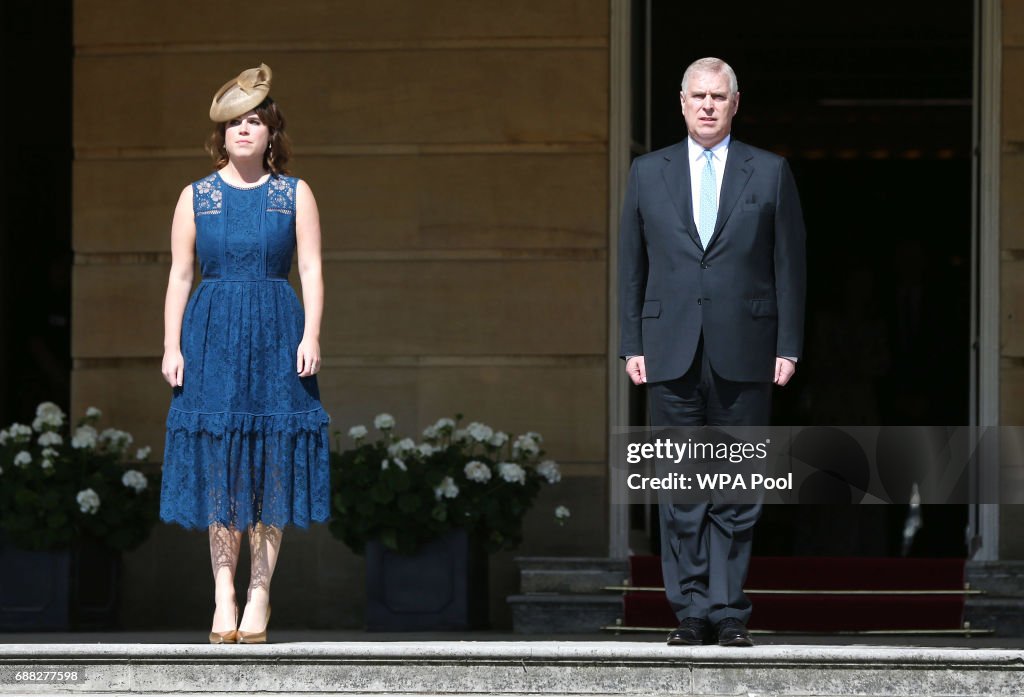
194, 172, 298, 280
160, 171, 330, 530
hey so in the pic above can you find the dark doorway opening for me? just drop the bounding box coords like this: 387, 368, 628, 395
0, 1, 73, 425
628, 0, 972, 558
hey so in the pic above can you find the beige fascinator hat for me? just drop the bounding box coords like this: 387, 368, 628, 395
209, 63, 273, 122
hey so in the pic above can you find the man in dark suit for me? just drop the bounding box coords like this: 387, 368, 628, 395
618, 57, 806, 646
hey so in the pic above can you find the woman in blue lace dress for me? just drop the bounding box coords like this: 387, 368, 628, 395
159, 64, 330, 643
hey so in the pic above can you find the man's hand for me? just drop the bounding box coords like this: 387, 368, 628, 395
774, 357, 796, 386
626, 356, 647, 385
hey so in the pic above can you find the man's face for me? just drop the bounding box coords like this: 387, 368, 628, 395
680, 70, 740, 148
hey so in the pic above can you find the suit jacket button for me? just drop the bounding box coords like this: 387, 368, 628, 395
697, 299, 702, 305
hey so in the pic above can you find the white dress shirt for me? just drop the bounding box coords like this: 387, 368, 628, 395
688, 135, 729, 233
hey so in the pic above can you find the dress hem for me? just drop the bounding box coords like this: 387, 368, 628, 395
159, 512, 330, 532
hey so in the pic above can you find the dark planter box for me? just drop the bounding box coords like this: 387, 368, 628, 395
71, 539, 121, 629
365, 529, 488, 631
0, 542, 71, 631
0, 535, 121, 631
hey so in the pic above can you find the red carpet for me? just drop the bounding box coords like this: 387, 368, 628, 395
624, 556, 967, 631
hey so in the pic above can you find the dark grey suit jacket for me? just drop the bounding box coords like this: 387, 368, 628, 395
618, 139, 806, 384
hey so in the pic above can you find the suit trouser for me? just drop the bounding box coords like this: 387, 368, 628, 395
647, 335, 772, 625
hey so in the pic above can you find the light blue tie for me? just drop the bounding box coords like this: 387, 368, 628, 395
698, 149, 717, 248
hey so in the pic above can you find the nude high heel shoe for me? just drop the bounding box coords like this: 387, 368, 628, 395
237, 605, 271, 644
208, 605, 239, 644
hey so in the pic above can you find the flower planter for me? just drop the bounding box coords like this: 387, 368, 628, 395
365, 528, 488, 631
71, 538, 121, 629
0, 538, 71, 631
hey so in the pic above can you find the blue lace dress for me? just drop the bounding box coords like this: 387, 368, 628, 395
160, 171, 331, 530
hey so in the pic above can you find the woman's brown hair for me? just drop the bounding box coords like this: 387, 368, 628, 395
205, 97, 292, 175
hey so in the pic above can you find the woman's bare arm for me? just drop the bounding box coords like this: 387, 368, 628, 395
161, 185, 197, 387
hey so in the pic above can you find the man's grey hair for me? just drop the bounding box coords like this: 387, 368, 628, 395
680, 57, 739, 95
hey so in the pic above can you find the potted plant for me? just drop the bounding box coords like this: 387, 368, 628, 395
0, 402, 160, 630
329, 414, 570, 630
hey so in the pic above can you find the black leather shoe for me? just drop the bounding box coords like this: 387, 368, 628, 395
715, 618, 753, 646
666, 617, 708, 646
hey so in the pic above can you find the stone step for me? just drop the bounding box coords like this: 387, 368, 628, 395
515, 556, 630, 594
508, 594, 621, 633
2, 642, 1024, 696
511, 557, 628, 634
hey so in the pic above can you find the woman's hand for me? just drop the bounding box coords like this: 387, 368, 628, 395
162, 348, 184, 387
296, 337, 321, 377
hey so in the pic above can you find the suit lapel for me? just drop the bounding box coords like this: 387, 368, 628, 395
705, 139, 754, 251
660, 142, 703, 251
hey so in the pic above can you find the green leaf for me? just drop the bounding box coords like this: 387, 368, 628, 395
396, 492, 421, 514
379, 529, 398, 551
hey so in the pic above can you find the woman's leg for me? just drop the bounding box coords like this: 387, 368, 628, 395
239, 523, 282, 632
209, 524, 243, 631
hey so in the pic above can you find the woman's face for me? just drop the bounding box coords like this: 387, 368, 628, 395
223, 110, 270, 162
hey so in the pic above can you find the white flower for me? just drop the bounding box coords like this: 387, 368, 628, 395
421, 424, 439, 440
513, 434, 541, 457
537, 459, 562, 484
122, 469, 148, 493
85, 406, 102, 419
381, 458, 390, 470
135, 446, 151, 461
526, 431, 544, 444
387, 438, 417, 457
41, 459, 54, 471
488, 431, 509, 448
392, 457, 407, 472
99, 428, 133, 449
37, 431, 63, 447
71, 425, 98, 449
433, 417, 456, 432
373, 413, 395, 431
32, 402, 65, 431
37, 401, 64, 417
41, 447, 58, 459
348, 425, 368, 440
433, 476, 459, 500
463, 460, 492, 483
467, 422, 494, 443
0, 430, 7, 446
417, 442, 438, 458
8, 423, 32, 443
498, 462, 526, 485
13, 450, 32, 467
452, 429, 471, 444
76, 488, 101, 514
555, 505, 571, 520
